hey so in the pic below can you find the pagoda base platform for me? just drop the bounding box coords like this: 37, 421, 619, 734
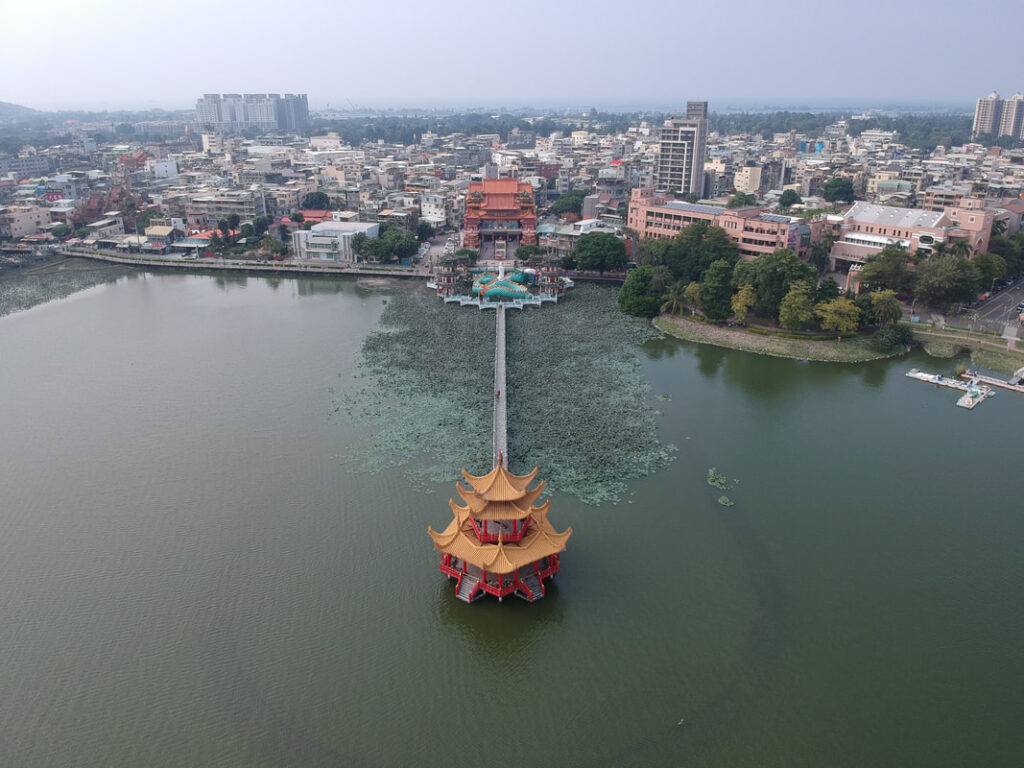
443, 559, 560, 603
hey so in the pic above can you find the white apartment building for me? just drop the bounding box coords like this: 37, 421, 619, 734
291, 221, 379, 263
420, 191, 454, 231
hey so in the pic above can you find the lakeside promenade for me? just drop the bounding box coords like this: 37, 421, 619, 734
58, 248, 428, 279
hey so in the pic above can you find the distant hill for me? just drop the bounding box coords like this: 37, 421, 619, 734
0, 101, 38, 120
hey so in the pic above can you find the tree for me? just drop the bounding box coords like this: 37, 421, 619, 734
699, 259, 735, 320
778, 281, 815, 330
617, 266, 664, 318
516, 244, 543, 261
649, 265, 672, 294
658, 222, 739, 284
683, 281, 702, 315
549, 190, 587, 217
290, 211, 304, 223
988, 235, 1022, 277
217, 218, 231, 244
860, 245, 914, 296
137, 208, 161, 231
914, 254, 980, 307
209, 232, 225, 253
992, 218, 1007, 237
947, 239, 973, 259
226, 213, 241, 238
453, 248, 478, 263
731, 283, 756, 323
253, 216, 271, 237
972, 252, 1007, 289
574, 232, 627, 273
351, 232, 367, 255
277, 224, 290, 241
374, 228, 418, 262
301, 191, 331, 210
240, 223, 255, 240
778, 189, 802, 209
416, 220, 435, 242
726, 192, 758, 209
660, 281, 687, 316
823, 177, 855, 202
51, 224, 72, 238
73, 226, 90, 239
815, 297, 861, 333
870, 290, 902, 326
813, 276, 841, 304
854, 292, 876, 328
732, 248, 816, 320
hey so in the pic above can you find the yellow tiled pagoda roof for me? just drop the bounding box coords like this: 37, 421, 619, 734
461, 464, 539, 501
427, 512, 572, 575
453, 480, 547, 520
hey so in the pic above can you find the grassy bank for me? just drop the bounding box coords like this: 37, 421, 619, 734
654, 314, 894, 363
911, 327, 1024, 375
654, 314, 1024, 375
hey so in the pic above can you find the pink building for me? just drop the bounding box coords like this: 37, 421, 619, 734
829, 201, 992, 270
627, 188, 813, 260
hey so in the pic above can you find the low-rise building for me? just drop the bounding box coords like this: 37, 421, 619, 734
291, 221, 379, 263
0, 205, 51, 240
626, 188, 808, 260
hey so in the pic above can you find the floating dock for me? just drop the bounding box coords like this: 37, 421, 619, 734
905, 369, 996, 409
960, 368, 1024, 396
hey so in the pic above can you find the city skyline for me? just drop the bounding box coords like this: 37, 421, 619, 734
2, 0, 1022, 111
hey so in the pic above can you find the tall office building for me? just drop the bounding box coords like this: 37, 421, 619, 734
653, 101, 708, 196
972, 91, 1003, 137
195, 93, 310, 133
997, 93, 1024, 140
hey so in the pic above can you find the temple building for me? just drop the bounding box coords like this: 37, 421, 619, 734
429, 460, 572, 603
463, 179, 538, 258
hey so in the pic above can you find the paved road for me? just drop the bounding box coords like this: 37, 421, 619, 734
978, 280, 1024, 324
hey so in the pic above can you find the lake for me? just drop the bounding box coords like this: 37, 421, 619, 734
1, 270, 1021, 767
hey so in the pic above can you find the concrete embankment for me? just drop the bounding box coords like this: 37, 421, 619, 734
61, 249, 426, 279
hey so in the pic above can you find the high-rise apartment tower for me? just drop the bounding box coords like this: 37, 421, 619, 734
653, 101, 708, 196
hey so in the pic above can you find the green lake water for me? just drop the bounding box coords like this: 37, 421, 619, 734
1, 271, 1021, 767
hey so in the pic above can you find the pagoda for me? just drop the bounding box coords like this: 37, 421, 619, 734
429, 458, 572, 603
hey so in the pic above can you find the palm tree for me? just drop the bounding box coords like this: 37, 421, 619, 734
633, 241, 663, 267
948, 239, 973, 259
660, 281, 687, 316
650, 265, 672, 295
226, 213, 241, 243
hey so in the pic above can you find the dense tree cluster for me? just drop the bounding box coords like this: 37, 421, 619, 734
351, 225, 419, 263
858, 235, 1024, 308
574, 232, 627, 273
548, 190, 588, 217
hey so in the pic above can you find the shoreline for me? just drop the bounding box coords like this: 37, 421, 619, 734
653, 314, 897, 364
654, 313, 1024, 375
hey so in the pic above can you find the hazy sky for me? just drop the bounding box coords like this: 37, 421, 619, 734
3, 0, 1023, 112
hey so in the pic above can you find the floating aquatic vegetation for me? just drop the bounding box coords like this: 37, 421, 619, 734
707, 467, 728, 489
717, 496, 735, 507
0, 259, 129, 317
342, 282, 675, 504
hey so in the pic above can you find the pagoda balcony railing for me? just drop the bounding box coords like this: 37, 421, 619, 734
471, 516, 531, 543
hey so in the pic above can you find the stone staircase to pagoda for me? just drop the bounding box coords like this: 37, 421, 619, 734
456, 574, 482, 603
516, 572, 545, 602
